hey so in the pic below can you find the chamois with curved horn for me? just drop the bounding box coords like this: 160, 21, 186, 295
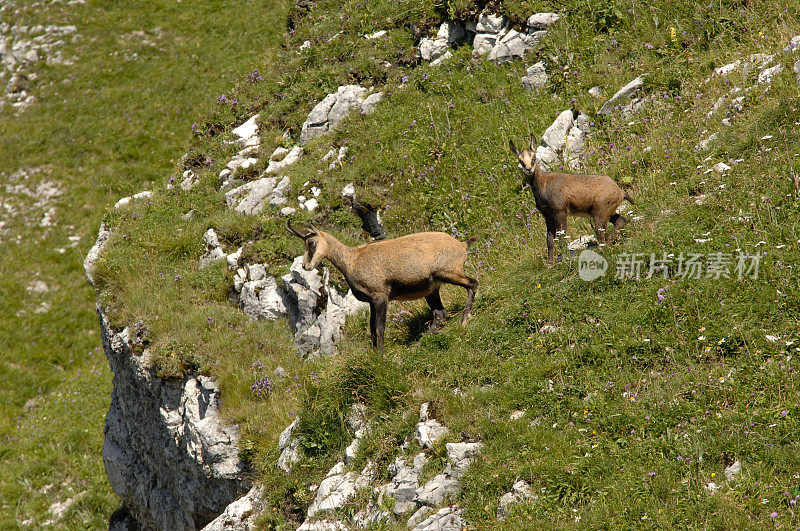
510, 134, 635, 263
286, 219, 478, 350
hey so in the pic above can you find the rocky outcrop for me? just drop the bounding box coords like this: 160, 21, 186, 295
201, 485, 265, 531
293, 402, 483, 530
299, 85, 382, 144
98, 306, 250, 529
232, 256, 368, 358
418, 12, 559, 65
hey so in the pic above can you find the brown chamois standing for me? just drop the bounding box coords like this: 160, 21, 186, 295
286, 220, 478, 350
510, 134, 635, 263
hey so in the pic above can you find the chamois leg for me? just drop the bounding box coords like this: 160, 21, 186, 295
592, 214, 610, 246
434, 272, 478, 325
370, 296, 388, 351
369, 300, 378, 348
544, 216, 557, 264
554, 211, 569, 263
425, 290, 447, 331
608, 213, 629, 244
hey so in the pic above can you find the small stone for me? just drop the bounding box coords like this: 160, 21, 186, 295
360, 92, 383, 114
364, 30, 386, 40
472, 33, 500, 56
301, 198, 319, 212
714, 61, 741, 76
407, 506, 433, 528
273, 366, 287, 380
414, 474, 461, 506
419, 37, 449, 61
279, 206, 297, 216
588, 86, 603, 98
598, 75, 646, 116
713, 162, 731, 173
509, 410, 525, 421
246, 263, 266, 282
758, 63, 783, 84
430, 50, 452, 67
341, 183, 356, 199
527, 12, 560, 31
414, 419, 449, 449
724, 460, 741, 481
521, 61, 548, 89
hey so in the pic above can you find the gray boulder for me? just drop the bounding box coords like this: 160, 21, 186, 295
497, 480, 533, 519
224, 177, 278, 215
598, 75, 646, 115
527, 12, 560, 31
521, 61, 548, 89
300, 85, 370, 144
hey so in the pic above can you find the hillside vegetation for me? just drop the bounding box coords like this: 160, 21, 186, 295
0, 0, 287, 527
6, 0, 800, 527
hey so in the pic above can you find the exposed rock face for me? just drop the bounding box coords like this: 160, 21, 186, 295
84, 223, 111, 285
98, 306, 250, 529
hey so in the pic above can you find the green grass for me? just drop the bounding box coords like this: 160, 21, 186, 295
6, 0, 800, 527
0, 0, 288, 527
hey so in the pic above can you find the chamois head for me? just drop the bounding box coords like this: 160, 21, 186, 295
286, 219, 327, 271
509, 134, 539, 186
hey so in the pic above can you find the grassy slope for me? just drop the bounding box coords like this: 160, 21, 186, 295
0, 0, 287, 527
66, 0, 800, 528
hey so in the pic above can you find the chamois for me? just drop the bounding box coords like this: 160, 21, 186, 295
286, 220, 478, 350
510, 134, 635, 263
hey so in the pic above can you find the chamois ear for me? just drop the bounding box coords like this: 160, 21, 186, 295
529, 134, 538, 151
509, 139, 519, 156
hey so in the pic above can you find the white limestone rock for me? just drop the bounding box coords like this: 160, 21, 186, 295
414, 419, 449, 449
497, 480, 533, 519
264, 145, 303, 174
201, 485, 264, 531
521, 61, 548, 89
598, 75, 646, 115
300, 85, 369, 144
411, 506, 464, 531
527, 12, 560, 31
224, 177, 278, 215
